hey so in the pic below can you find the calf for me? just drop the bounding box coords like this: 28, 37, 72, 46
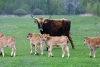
40, 34, 70, 58
27, 33, 44, 55
0, 33, 5, 55
0, 36, 16, 57
84, 37, 100, 58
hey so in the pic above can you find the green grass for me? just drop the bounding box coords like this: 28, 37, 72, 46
0, 15, 100, 67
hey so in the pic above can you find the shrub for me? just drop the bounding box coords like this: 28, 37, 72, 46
33, 8, 44, 15
13, 8, 27, 16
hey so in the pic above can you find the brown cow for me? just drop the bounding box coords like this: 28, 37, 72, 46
31, 15, 75, 50
84, 37, 100, 58
40, 34, 70, 58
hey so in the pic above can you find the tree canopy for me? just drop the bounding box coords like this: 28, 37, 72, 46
0, 0, 100, 16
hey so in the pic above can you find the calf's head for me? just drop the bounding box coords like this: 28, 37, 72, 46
27, 33, 33, 40
40, 34, 49, 41
84, 37, 90, 45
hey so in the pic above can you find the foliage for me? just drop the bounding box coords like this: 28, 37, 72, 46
13, 8, 27, 16
32, 8, 44, 15
0, 0, 100, 16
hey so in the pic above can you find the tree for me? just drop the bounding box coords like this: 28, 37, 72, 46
0, 0, 5, 14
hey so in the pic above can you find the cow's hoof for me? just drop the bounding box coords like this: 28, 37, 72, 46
34, 53, 39, 56
0, 52, 2, 55
51, 55, 54, 57
72, 46, 75, 49
90, 56, 92, 58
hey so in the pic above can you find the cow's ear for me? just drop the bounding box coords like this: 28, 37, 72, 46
44, 19, 48, 23
44, 21, 47, 23
34, 19, 38, 23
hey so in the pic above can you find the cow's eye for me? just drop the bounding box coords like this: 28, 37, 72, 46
44, 21, 47, 23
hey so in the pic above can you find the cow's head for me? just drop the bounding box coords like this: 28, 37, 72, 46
31, 15, 51, 31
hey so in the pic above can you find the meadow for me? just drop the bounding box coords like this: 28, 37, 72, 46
0, 15, 100, 67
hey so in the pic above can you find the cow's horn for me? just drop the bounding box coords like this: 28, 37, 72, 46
48, 15, 51, 19
31, 14, 35, 19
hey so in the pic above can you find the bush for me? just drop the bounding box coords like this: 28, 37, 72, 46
33, 8, 44, 15
13, 8, 27, 16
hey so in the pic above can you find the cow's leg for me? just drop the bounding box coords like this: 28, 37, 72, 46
40, 43, 44, 55
89, 48, 93, 58
0, 50, 2, 55
48, 46, 53, 57
30, 44, 33, 54
11, 46, 16, 57
45, 42, 48, 51
67, 35, 75, 49
1, 48, 4, 57
93, 48, 96, 58
62, 45, 65, 58
66, 47, 70, 58
34, 45, 38, 55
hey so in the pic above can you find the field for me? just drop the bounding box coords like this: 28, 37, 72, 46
0, 15, 100, 67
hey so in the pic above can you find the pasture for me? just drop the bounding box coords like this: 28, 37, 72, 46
0, 15, 100, 67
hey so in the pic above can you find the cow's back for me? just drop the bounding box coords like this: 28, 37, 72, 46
91, 38, 100, 45
42, 19, 71, 36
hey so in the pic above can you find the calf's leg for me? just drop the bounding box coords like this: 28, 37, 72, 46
1, 48, 4, 57
62, 45, 66, 58
11, 46, 16, 57
30, 43, 33, 54
89, 48, 93, 58
66, 46, 70, 57
34, 45, 39, 55
40, 43, 44, 55
48, 46, 53, 57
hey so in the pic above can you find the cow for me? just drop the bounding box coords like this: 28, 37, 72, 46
39, 34, 70, 58
31, 15, 75, 50
27, 33, 44, 55
0, 36, 16, 57
84, 37, 100, 58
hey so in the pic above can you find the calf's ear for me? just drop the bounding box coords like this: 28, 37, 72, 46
11, 37, 15, 41
28, 33, 33, 37
84, 37, 88, 39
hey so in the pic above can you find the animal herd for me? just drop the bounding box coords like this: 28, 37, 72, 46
0, 16, 100, 58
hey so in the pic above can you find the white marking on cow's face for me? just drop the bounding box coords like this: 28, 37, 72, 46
36, 18, 46, 24
34, 18, 49, 31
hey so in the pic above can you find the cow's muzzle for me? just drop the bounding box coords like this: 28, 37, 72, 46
38, 24, 43, 31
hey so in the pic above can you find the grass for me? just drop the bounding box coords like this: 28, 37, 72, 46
0, 15, 100, 67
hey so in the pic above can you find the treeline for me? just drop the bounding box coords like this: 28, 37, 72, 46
0, 0, 100, 16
